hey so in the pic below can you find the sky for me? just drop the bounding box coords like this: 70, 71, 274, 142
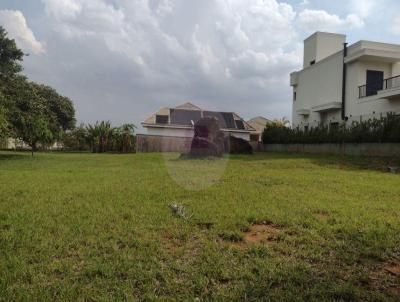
1, 0, 400, 132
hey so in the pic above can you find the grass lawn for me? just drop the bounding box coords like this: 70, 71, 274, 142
0, 151, 399, 301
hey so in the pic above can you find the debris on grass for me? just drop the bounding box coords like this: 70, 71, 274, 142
168, 203, 193, 220
388, 166, 399, 174
385, 262, 400, 276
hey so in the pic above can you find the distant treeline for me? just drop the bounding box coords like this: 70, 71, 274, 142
0, 26, 135, 154
63, 122, 136, 153
262, 113, 400, 144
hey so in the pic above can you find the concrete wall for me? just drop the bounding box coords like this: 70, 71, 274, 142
263, 143, 400, 157
1, 138, 63, 150
137, 133, 254, 153
136, 134, 192, 153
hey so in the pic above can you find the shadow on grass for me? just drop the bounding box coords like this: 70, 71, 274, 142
229, 152, 400, 173
0, 152, 28, 161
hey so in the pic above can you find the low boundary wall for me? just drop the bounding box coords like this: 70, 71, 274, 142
136, 134, 192, 153
263, 143, 400, 157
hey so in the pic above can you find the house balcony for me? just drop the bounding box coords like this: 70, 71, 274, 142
311, 102, 342, 112
359, 75, 400, 100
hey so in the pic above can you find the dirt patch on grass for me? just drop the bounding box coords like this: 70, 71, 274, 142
315, 211, 329, 221
243, 223, 283, 244
369, 259, 400, 297
161, 234, 182, 253
222, 222, 286, 250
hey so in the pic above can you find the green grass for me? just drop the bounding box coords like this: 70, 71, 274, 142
0, 151, 399, 301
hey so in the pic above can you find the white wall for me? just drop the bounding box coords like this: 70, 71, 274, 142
293, 51, 343, 128
147, 127, 194, 138
303, 32, 345, 68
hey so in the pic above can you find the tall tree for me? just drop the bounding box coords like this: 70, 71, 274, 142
5, 77, 53, 154
114, 123, 136, 152
31, 83, 76, 136
0, 104, 8, 139
0, 26, 24, 78
86, 121, 113, 153
0, 26, 23, 140
0, 27, 76, 154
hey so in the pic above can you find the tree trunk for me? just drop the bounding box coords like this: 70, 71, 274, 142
31, 142, 37, 157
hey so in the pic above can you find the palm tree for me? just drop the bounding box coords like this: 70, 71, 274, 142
114, 123, 136, 152
270, 117, 291, 128
86, 121, 112, 153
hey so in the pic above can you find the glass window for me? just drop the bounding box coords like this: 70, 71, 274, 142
155, 115, 169, 124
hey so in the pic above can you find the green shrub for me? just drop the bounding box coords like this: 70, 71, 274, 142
262, 113, 400, 144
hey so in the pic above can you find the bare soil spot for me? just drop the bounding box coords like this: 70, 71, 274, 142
224, 222, 286, 250
243, 223, 282, 244
161, 234, 182, 253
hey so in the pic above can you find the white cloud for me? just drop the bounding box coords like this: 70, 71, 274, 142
0, 10, 45, 54
28, 0, 304, 123
390, 14, 400, 36
42, 0, 82, 20
298, 9, 364, 32
349, 0, 378, 18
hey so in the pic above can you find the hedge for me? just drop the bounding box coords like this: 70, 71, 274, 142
262, 113, 400, 144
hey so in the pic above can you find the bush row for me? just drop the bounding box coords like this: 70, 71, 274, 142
262, 113, 400, 144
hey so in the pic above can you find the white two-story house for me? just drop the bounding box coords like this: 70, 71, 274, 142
291, 32, 400, 130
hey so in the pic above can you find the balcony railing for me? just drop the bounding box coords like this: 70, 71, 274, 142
359, 75, 400, 98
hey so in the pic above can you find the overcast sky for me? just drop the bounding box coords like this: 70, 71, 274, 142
1, 0, 400, 131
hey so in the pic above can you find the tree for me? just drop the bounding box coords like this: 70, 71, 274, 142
0, 26, 23, 140
18, 114, 53, 156
0, 104, 8, 139
62, 123, 90, 151
5, 78, 53, 154
32, 83, 76, 133
0, 27, 76, 154
113, 123, 136, 152
269, 117, 290, 128
0, 26, 24, 78
86, 121, 113, 153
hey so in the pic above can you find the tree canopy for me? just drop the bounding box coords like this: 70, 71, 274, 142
0, 26, 76, 152
0, 26, 24, 78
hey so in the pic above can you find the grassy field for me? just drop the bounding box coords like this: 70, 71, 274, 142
0, 151, 399, 301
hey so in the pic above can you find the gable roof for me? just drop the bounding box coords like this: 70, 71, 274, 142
142, 102, 255, 132
247, 116, 272, 132
174, 102, 202, 111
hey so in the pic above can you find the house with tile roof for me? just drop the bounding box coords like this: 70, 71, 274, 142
142, 102, 256, 142
247, 116, 272, 142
